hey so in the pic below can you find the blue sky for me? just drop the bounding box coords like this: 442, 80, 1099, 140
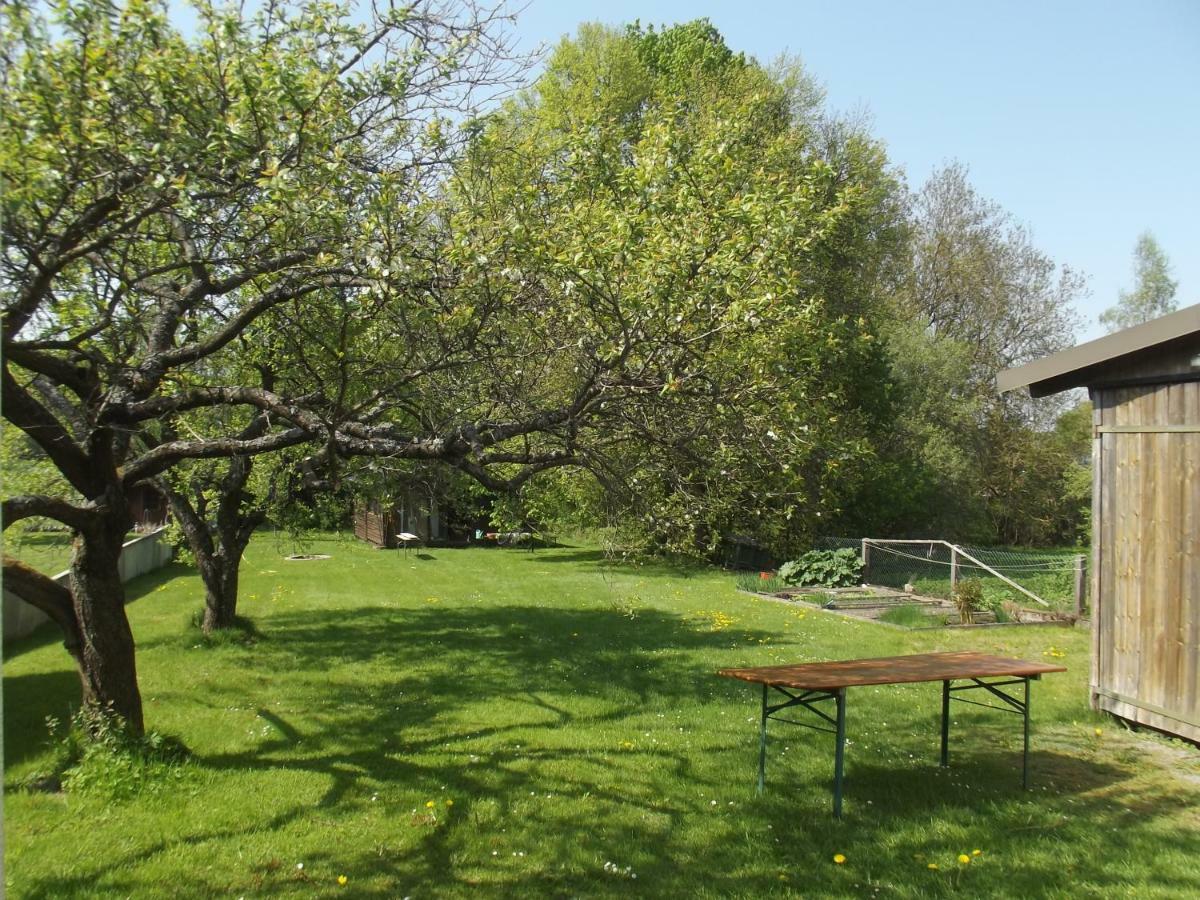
511, 0, 1199, 342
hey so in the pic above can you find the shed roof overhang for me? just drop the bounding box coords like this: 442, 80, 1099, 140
997, 303, 1200, 398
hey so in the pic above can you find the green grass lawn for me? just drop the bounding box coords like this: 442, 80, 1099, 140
2, 529, 74, 576
5, 532, 1199, 898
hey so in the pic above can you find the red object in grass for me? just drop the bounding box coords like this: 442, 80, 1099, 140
759, 571, 773, 580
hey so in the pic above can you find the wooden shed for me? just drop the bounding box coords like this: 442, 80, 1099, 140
353, 489, 448, 549
998, 303, 1200, 743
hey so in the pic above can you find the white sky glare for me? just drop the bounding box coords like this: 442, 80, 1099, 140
512, 0, 1200, 342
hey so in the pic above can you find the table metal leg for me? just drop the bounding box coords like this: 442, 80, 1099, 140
757, 682, 768, 795
945, 675, 1039, 789
1023, 677, 1031, 790
940, 679, 951, 767
750, 684, 844, 809
833, 688, 846, 818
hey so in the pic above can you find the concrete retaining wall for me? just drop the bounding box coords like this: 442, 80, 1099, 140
3, 528, 173, 643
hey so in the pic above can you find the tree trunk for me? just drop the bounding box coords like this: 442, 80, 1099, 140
160, 409, 272, 635
70, 512, 144, 736
200, 549, 242, 633
165, 469, 267, 635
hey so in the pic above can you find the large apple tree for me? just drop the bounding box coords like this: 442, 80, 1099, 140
0, 0, 533, 734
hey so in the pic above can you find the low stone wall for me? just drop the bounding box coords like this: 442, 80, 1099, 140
3, 528, 173, 643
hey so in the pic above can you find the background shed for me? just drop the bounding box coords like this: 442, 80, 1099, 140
999, 304, 1200, 743
353, 488, 448, 549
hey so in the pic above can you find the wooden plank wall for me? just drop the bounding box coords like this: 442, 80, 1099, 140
353, 504, 397, 548
1092, 377, 1199, 743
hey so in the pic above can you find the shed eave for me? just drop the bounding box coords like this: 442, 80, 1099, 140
997, 303, 1200, 396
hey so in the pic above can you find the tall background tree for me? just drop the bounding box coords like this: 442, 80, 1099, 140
1100, 231, 1179, 331
850, 163, 1089, 544
447, 21, 906, 558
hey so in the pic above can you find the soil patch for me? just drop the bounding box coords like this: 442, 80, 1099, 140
742, 584, 1074, 629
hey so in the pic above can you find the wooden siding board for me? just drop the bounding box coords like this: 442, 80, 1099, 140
1164, 386, 1184, 716
1168, 387, 1184, 715
1150, 386, 1170, 712
1115, 394, 1136, 702
1096, 390, 1118, 709
1185, 382, 1200, 723
1090, 390, 1105, 704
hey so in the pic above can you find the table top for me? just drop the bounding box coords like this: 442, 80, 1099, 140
718, 651, 1066, 691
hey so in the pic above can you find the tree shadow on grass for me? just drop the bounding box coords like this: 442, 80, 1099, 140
190, 607, 1194, 893
17, 798, 321, 899
2, 669, 78, 769
18, 603, 755, 896
13, 599, 1200, 898
172, 603, 766, 753
517, 546, 710, 581
199, 601, 748, 787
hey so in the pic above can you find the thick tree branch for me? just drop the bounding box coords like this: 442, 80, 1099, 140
2, 169, 147, 339
454, 452, 578, 493
1, 367, 97, 496
116, 385, 328, 429
1, 558, 80, 648
2, 495, 93, 532
123, 427, 312, 483
151, 278, 334, 371
2, 343, 97, 400
155, 478, 216, 562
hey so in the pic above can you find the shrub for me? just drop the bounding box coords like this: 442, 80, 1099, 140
778, 549, 861, 588
953, 578, 984, 625
29, 705, 191, 801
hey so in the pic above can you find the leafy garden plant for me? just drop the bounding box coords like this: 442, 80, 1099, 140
778, 549, 861, 588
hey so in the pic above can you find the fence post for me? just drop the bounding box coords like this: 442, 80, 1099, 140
950, 545, 959, 595
861, 539, 870, 586
1073, 555, 1087, 617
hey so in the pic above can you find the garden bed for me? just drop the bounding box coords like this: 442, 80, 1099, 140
739, 584, 1077, 629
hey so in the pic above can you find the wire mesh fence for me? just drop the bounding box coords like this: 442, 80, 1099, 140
813, 537, 1086, 612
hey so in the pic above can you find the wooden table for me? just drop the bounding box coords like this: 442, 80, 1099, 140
395, 532, 421, 556
717, 651, 1067, 817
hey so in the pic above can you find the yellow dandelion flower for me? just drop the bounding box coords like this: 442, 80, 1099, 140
445, 799, 454, 807
337, 874, 348, 885
927, 863, 939, 870
425, 800, 436, 809
1094, 727, 1103, 736
958, 854, 971, 865
833, 853, 846, 864
972, 849, 982, 857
